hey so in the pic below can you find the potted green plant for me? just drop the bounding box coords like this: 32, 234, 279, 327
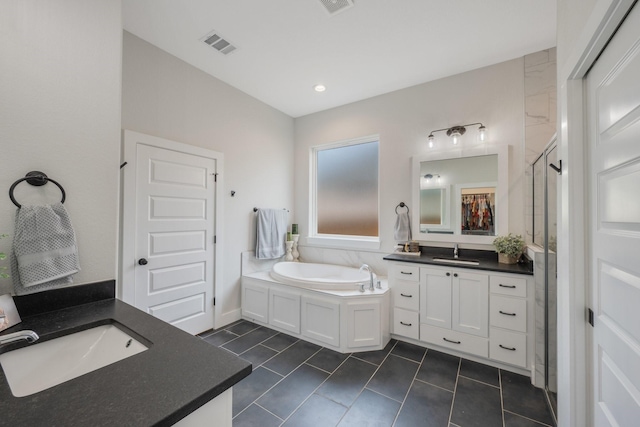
493, 233, 525, 264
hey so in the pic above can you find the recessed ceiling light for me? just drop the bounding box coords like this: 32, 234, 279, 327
313, 84, 326, 92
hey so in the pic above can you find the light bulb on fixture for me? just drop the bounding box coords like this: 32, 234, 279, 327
478, 125, 486, 141
313, 84, 326, 92
428, 134, 435, 149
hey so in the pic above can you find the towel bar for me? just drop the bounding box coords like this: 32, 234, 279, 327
395, 202, 409, 214
9, 171, 66, 208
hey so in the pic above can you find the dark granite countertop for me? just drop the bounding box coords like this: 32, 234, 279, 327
383, 246, 533, 276
0, 281, 251, 426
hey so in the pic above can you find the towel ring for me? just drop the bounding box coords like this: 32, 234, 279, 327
395, 202, 409, 214
9, 171, 66, 208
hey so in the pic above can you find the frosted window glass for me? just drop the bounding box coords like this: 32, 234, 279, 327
316, 141, 378, 237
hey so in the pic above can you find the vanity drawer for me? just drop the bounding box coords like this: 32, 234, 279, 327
392, 281, 419, 311
490, 295, 527, 333
490, 328, 527, 368
393, 308, 419, 340
490, 275, 527, 298
392, 264, 420, 282
420, 324, 488, 358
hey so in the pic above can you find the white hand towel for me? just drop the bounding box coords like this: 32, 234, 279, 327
394, 211, 412, 242
10, 202, 80, 295
255, 209, 288, 259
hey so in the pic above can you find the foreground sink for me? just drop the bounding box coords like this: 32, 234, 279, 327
0, 324, 148, 397
432, 257, 480, 266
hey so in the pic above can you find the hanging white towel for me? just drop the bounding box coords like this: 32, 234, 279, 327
255, 209, 288, 260
394, 211, 412, 242
10, 202, 80, 295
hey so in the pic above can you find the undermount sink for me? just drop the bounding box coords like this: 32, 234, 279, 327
432, 257, 480, 266
0, 324, 148, 397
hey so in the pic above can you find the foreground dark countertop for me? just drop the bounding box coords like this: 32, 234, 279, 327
0, 281, 251, 426
383, 246, 534, 276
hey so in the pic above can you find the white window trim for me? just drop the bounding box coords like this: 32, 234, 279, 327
308, 135, 380, 250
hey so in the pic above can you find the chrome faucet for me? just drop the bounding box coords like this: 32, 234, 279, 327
453, 243, 459, 259
359, 264, 375, 291
0, 330, 39, 346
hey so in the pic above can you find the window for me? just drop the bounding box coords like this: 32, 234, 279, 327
310, 136, 379, 248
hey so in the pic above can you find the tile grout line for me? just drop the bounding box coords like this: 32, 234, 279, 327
412, 377, 456, 394
447, 357, 462, 426
391, 347, 429, 426
334, 340, 399, 426
253, 402, 285, 422
271, 347, 349, 426
503, 409, 554, 427
458, 374, 502, 389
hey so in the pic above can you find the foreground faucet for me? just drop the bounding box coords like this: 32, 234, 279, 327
0, 330, 39, 346
359, 264, 375, 291
453, 243, 459, 259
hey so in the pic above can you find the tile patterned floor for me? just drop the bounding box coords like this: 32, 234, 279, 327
200, 321, 556, 427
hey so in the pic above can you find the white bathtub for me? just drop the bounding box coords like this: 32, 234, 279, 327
270, 262, 377, 290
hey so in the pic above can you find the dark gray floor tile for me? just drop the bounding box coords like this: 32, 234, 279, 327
337, 389, 400, 427
416, 349, 460, 392
504, 410, 554, 426
263, 340, 321, 376
391, 341, 426, 362
306, 348, 350, 373
226, 320, 260, 336
394, 380, 453, 427
459, 358, 500, 387
450, 377, 503, 427
257, 364, 329, 419
240, 344, 278, 367
232, 367, 283, 416
283, 394, 347, 427
262, 333, 299, 352
222, 326, 279, 354
351, 339, 396, 365
501, 370, 555, 426
233, 403, 282, 427
316, 356, 377, 407
202, 329, 238, 347
366, 354, 419, 402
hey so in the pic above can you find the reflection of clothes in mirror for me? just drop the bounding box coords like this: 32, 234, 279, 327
461, 194, 494, 233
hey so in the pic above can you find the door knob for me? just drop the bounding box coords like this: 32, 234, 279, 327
138, 258, 148, 266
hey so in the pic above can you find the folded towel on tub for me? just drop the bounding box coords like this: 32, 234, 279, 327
10, 202, 80, 295
256, 208, 288, 259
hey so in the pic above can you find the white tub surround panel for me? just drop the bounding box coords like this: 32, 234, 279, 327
241, 270, 390, 353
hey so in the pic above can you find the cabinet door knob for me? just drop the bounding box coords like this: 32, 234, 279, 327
138, 258, 148, 266
446, 272, 451, 277
453, 273, 458, 278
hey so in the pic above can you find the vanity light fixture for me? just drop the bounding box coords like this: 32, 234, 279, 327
424, 173, 440, 184
427, 123, 487, 148
313, 84, 326, 92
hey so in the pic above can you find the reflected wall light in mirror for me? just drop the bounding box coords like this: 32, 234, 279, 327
411, 145, 508, 245
427, 123, 487, 148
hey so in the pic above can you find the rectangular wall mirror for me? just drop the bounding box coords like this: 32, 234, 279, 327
411, 146, 508, 245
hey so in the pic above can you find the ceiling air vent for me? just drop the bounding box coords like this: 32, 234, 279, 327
318, 0, 354, 15
200, 31, 237, 55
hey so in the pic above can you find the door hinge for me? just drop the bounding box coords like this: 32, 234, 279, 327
214, 235, 217, 244
211, 172, 218, 182
213, 297, 216, 306
588, 308, 594, 327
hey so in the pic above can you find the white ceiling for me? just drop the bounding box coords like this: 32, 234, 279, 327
123, 0, 557, 118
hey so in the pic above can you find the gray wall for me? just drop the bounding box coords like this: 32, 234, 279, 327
121, 32, 295, 322
0, 0, 123, 294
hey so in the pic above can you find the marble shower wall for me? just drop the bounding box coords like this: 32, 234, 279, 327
524, 48, 557, 245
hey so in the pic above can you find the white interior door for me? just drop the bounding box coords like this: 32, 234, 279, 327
586, 3, 640, 425
121, 131, 223, 335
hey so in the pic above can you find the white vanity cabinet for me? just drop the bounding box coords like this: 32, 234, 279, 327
387, 260, 534, 376
419, 267, 489, 357
390, 264, 420, 340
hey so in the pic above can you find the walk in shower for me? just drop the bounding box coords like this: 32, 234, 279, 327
532, 136, 558, 420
